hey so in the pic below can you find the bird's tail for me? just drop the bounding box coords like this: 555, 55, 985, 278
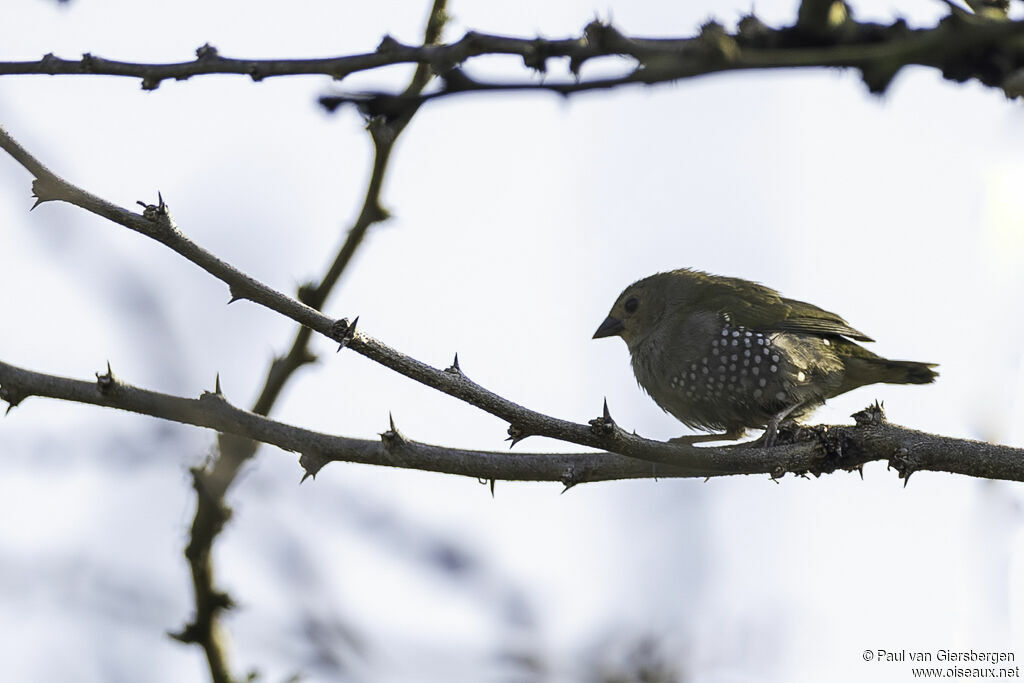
839, 356, 938, 394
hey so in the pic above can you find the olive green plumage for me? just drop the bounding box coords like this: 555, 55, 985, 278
593, 269, 937, 440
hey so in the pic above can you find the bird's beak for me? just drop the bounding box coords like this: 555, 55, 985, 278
593, 315, 625, 339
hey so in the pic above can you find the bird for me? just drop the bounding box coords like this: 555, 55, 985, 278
593, 268, 937, 445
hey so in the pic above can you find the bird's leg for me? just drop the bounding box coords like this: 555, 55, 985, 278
761, 402, 806, 447
669, 428, 746, 445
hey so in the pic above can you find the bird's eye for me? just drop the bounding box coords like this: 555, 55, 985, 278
624, 297, 639, 314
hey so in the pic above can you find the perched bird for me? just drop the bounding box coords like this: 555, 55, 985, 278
593, 269, 937, 444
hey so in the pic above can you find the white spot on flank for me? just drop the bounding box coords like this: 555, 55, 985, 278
823, 339, 831, 346
797, 371, 806, 382
758, 378, 767, 387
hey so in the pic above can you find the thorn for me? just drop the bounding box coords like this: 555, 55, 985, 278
505, 425, 529, 448
857, 465, 864, 480
561, 482, 577, 494
445, 352, 462, 375
96, 361, 116, 394
137, 193, 169, 220
227, 285, 247, 304
588, 398, 617, 437
298, 452, 327, 481
214, 373, 222, 396
333, 316, 359, 351
490, 479, 496, 497
380, 412, 407, 450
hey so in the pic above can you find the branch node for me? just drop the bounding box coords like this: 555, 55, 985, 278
377, 34, 403, 53
445, 352, 462, 375
698, 21, 740, 61
80, 52, 96, 72
477, 477, 497, 497
380, 412, 408, 450
195, 43, 220, 60
248, 64, 265, 82
560, 465, 584, 493
506, 424, 532, 448
522, 38, 550, 74
296, 281, 319, 306
226, 284, 250, 304
0, 383, 27, 413
140, 76, 161, 91
332, 316, 359, 351
95, 361, 117, 395
588, 398, 618, 436
737, 14, 773, 45
852, 400, 886, 426
136, 191, 170, 221
889, 446, 919, 486
299, 451, 328, 482
40, 52, 59, 75
31, 177, 64, 208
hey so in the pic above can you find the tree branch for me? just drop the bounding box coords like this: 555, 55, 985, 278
319, 14, 1024, 116
2, 359, 1022, 485
3, 10, 1023, 101
163, 3, 453, 681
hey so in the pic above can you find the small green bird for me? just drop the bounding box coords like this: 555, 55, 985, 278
593, 269, 937, 444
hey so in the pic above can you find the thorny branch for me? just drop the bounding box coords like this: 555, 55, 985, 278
2, 359, 1022, 485
1, 121, 1024, 485
2, 46, 1024, 484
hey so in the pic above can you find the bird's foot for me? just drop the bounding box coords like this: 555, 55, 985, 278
669, 428, 745, 445
759, 402, 807, 447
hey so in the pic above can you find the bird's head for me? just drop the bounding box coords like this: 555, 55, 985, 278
593, 272, 682, 351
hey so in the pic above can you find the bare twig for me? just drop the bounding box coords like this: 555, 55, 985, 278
319, 14, 1024, 115
162, 3, 453, 681
6, 12, 1024, 101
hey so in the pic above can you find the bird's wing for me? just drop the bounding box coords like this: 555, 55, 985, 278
766, 300, 875, 342
705, 279, 875, 342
